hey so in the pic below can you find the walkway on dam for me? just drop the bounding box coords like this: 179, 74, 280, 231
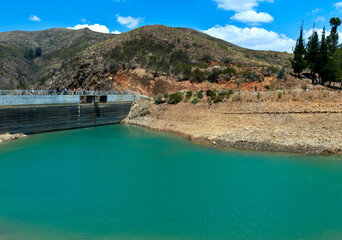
0, 90, 150, 106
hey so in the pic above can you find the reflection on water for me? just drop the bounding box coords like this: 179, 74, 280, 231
0, 125, 342, 240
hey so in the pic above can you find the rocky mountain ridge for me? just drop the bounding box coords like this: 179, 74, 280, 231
0, 25, 292, 95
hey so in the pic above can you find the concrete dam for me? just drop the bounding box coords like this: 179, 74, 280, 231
0, 92, 147, 135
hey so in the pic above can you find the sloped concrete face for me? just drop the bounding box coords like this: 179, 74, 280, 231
0, 95, 137, 134
0, 102, 133, 134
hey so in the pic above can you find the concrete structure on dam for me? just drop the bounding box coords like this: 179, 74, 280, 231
0, 91, 148, 135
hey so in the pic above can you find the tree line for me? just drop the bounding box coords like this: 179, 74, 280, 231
290, 17, 342, 87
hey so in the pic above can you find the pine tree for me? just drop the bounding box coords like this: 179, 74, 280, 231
318, 27, 329, 85
327, 17, 341, 53
305, 25, 320, 83
332, 49, 342, 88
290, 22, 307, 76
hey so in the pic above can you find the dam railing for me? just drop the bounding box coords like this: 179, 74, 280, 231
0, 90, 137, 96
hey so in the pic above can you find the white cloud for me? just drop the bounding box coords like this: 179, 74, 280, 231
213, 0, 273, 24
231, 10, 273, 23
315, 16, 325, 22
334, 2, 342, 9
311, 8, 323, 14
111, 30, 121, 34
68, 24, 110, 33
203, 24, 295, 52
81, 19, 87, 23
28, 15, 41, 22
116, 14, 143, 29
213, 0, 273, 12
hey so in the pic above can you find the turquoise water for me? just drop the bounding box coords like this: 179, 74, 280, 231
1, 125, 342, 240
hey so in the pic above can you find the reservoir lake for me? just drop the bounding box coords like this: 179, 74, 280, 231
0, 125, 342, 240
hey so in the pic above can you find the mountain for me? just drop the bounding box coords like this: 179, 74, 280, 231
0, 28, 113, 89
0, 25, 292, 93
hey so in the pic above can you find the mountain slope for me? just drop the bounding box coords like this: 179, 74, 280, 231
0, 25, 292, 92
0, 28, 113, 89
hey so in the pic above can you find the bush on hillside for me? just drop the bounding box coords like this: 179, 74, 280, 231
191, 68, 205, 82
206, 90, 216, 99
222, 67, 236, 75
196, 91, 204, 99
191, 95, 200, 104
208, 68, 221, 82
186, 91, 193, 99
168, 92, 183, 104
201, 54, 212, 63
223, 57, 232, 64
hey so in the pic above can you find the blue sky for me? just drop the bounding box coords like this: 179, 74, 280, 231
1, 0, 341, 52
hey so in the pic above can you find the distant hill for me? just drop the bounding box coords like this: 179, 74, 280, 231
0, 25, 291, 91
0, 28, 113, 89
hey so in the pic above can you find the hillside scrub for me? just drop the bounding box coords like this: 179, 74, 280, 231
168, 92, 183, 104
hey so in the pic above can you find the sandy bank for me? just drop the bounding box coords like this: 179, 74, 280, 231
0, 133, 27, 144
124, 97, 342, 155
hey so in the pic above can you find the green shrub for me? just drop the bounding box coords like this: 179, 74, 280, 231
240, 71, 260, 82
222, 67, 236, 75
196, 91, 204, 99
191, 95, 200, 104
208, 68, 221, 82
206, 90, 216, 99
267, 65, 280, 74
278, 92, 282, 99
214, 94, 224, 103
277, 67, 285, 79
223, 57, 232, 64
168, 92, 183, 104
257, 92, 261, 100
182, 65, 192, 80
201, 54, 212, 63
191, 68, 205, 82
186, 91, 193, 99
237, 64, 243, 68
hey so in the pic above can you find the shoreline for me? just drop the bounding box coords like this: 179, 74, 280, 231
124, 100, 342, 155
127, 120, 341, 155
0, 133, 27, 144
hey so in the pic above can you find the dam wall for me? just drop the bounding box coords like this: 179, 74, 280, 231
0, 94, 138, 134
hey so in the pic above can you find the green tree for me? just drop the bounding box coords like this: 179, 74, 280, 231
191, 68, 205, 82
35, 47, 42, 57
24, 49, 34, 60
318, 27, 329, 85
327, 17, 341, 53
208, 68, 221, 82
290, 22, 307, 76
305, 25, 320, 81
332, 49, 342, 88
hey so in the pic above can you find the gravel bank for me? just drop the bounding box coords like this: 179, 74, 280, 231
125, 99, 342, 155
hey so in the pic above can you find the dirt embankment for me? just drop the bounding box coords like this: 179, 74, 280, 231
125, 91, 342, 154
0, 133, 27, 144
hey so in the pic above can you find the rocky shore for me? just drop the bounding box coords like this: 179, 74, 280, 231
0, 133, 27, 144
124, 96, 342, 155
